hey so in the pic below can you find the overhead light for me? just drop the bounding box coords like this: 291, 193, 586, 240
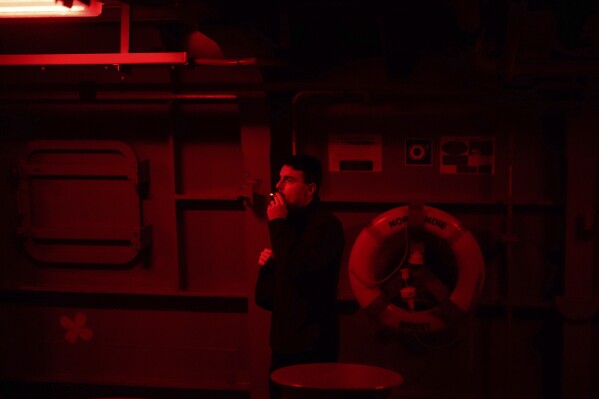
0, 0, 102, 18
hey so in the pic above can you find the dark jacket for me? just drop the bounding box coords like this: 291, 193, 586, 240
255, 197, 345, 354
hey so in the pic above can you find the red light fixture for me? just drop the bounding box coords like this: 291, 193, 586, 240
0, 1, 187, 66
0, 0, 102, 18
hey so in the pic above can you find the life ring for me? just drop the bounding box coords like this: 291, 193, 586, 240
349, 205, 485, 334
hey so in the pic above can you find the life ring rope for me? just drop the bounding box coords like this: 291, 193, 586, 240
349, 224, 409, 288
349, 205, 485, 335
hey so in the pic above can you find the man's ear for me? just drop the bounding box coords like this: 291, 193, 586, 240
307, 183, 316, 196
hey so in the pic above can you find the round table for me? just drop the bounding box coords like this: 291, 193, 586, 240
270, 363, 403, 399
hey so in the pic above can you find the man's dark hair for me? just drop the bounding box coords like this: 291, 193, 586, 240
283, 154, 323, 191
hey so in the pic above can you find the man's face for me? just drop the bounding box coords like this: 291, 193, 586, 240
275, 165, 315, 208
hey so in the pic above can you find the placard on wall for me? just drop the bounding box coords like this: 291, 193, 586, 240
440, 136, 495, 175
328, 134, 382, 172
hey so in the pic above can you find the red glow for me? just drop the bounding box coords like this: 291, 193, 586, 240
0, 0, 102, 18
0, 52, 187, 65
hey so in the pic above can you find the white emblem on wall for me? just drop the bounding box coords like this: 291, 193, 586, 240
60, 312, 93, 344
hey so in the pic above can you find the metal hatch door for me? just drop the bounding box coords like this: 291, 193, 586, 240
16, 140, 151, 266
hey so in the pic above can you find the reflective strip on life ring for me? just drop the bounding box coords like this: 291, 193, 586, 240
349, 205, 485, 334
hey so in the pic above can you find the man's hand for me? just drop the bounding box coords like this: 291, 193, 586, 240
267, 192, 288, 221
258, 248, 274, 266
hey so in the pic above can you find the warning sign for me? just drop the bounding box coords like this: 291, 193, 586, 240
405, 138, 432, 166
440, 136, 494, 175
328, 134, 382, 172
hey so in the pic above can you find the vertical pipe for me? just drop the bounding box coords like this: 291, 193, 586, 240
239, 98, 272, 399
167, 101, 186, 290
120, 3, 131, 54
560, 108, 598, 399
504, 130, 515, 399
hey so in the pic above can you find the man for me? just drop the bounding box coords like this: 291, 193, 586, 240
255, 154, 345, 399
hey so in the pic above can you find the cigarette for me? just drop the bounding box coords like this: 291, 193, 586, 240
269, 193, 275, 197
